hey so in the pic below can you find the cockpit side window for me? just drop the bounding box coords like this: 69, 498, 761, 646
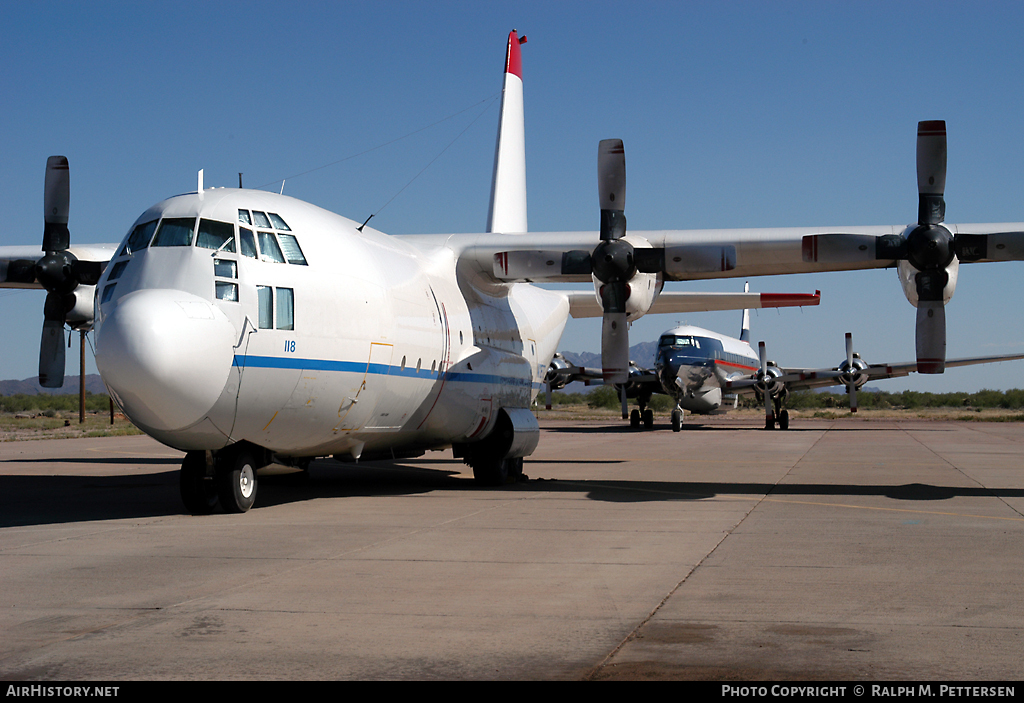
152, 218, 196, 247
239, 227, 258, 258
257, 231, 286, 263
238, 209, 252, 226
196, 219, 236, 252
277, 234, 307, 265
120, 219, 158, 255
252, 211, 272, 229
268, 213, 291, 231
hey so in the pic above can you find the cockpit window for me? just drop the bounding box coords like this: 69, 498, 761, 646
659, 335, 701, 349
237, 209, 252, 226
120, 220, 158, 255
257, 231, 286, 263
239, 227, 258, 259
196, 219, 236, 252
252, 211, 272, 228
277, 234, 307, 265
268, 213, 291, 231
152, 218, 196, 247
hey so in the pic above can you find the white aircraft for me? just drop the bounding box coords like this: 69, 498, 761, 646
569, 301, 1024, 432
4, 30, 1024, 513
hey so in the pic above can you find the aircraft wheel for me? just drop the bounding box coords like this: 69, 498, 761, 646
472, 455, 520, 486
671, 409, 682, 433
643, 408, 654, 430
764, 417, 775, 430
180, 451, 217, 515
779, 410, 790, 431
630, 409, 641, 428
216, 449, 258, 513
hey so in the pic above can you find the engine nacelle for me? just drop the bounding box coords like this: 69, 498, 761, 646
67, 285, 97, 330
755, 363, 787, 399
590, 234, 664, 322
896, 226, 959, 308
837, 353, 870, 390
544, 352, 573, 390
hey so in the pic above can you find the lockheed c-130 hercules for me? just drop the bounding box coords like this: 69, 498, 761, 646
3, 30, 1024, 514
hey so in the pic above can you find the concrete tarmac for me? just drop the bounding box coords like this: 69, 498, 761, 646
1, 417, 1022, 681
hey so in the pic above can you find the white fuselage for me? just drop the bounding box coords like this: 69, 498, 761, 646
93, 188, 568, 460
653, 324, 759, 413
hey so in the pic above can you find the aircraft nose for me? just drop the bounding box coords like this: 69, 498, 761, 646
95, 289, 235, 432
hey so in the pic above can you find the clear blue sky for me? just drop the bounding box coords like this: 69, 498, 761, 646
3, 1, 1024, 392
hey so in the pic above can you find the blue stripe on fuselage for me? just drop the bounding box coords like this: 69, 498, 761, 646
232, 354, 536, 389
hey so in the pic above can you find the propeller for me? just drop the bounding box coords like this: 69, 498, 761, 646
593, 139, 632, 385
494, 140, 739, 383
759, 342, 774, 426
6, 157, 105, 388
803, 121, 1024, 374
836, 332, 870, 412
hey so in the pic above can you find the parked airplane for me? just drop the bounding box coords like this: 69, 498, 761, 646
4, 30, 1024, 514
567, 304, 1024, 431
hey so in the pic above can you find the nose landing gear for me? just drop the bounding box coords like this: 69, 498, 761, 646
179, 444, 263, 514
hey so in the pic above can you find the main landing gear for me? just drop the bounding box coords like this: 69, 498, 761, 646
453, 409, 535, 487
180, 443, 265, 514
629, 391, 655, 430
765, 396, 791, 431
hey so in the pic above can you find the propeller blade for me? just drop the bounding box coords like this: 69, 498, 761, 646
39, 293, 66, 388
758, 341, 768, 376
597, 139, 625, 214
848, 383, 858, 413
545, 381, 552, 411
845, 332, 854, 369
801, 233, 907, 263
915, 300, 946, 374
43, 156, 70, 252
917, 120, 946, 225
601, 311, 629, 385
954, 230, 1024, 262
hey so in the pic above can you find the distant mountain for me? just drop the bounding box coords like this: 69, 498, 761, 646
0, 374, 108, 396
561, 340, 660, 372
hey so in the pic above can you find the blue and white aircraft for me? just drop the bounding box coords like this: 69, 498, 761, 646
594, 302, 1024, 432
4, 30, 1024, 513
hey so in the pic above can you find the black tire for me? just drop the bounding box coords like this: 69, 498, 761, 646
643, 408, 654, 430
629, 409, 641, 428
217, 450, 258, 513
471, 454, 508, 486
180, 451, 218, 515
671, 409, 681, 433
779, 409, 790, 431
471, 455, 525, 487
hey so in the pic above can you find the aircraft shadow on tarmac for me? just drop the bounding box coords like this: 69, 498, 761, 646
3, 455, 1023, 528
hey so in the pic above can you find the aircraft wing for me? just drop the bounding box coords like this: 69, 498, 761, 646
777, 352, 1024, 393
429, 226, 905, 284
0, 245, 119, 289
562, 289, 820, 318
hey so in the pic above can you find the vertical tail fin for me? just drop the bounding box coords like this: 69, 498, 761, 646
739, 281, 751, 343
486, 30, 528, 233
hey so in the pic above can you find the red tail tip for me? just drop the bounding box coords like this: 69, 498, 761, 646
505, 30, 523, 78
